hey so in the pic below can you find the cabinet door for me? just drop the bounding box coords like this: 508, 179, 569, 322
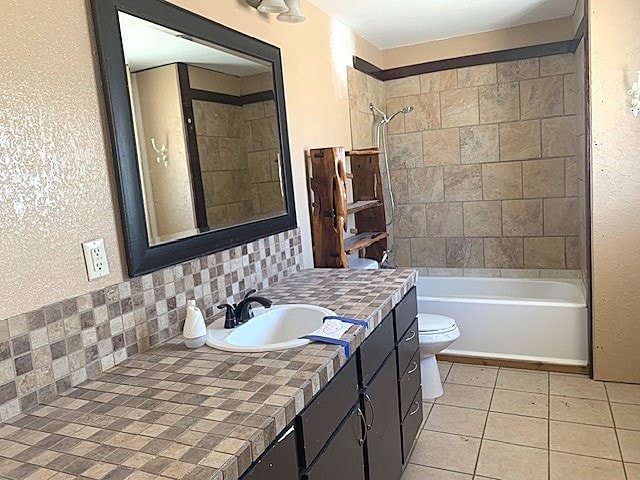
297, 356, 359, 468
362, 353, 403, 480
241, 426, 298, 480
302, 406, 366, 480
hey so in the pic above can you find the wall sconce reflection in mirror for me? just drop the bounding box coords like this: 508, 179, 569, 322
150, 138, 169, 168
246, 0, 305, 23
628, 71, 640, 117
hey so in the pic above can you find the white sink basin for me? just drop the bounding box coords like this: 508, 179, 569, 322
206, 304, 337, 352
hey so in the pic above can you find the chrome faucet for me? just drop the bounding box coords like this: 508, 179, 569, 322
217, 289, 273, 329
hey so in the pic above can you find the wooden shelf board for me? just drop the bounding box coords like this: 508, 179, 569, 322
346, 148, 380, 156
344, 231, 388, 254
347, 200, 383, 215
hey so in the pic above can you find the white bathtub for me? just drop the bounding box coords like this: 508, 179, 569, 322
417, 277, 589, 366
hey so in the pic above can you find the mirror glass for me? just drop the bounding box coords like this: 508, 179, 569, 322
119, 12, 286, 246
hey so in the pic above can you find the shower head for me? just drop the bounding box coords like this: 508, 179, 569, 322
387, 106, 414, 123
369, 102, 414, 124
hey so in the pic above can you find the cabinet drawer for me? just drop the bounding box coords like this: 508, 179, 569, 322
297, 356, 359, 468
401, 388, 423, 464
396, 316, 419, 377
358, 312, 394, 387
398, 348, 421, 419
393, 287, 417, 341
241, 425, 298, 480
302, 405, 366, 480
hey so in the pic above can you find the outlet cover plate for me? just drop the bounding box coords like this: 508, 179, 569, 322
82, 238, 110, 281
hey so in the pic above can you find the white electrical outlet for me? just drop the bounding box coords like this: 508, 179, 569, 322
82, 238, 110, 281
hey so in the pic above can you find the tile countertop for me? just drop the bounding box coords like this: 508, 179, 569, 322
0, 268, 417, 480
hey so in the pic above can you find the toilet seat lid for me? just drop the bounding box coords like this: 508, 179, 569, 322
418, 313, 457, 333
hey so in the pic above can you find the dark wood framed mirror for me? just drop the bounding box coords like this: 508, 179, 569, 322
91, 0, 296, 276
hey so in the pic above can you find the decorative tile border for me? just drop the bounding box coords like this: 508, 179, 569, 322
0, 229, 303, 422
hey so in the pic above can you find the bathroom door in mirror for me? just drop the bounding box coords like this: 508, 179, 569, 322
120, 12, 285, 246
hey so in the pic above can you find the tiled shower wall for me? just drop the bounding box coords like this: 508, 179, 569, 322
348, 54, 582, 274
0, 229, 303, 422
388, 55, 579, 271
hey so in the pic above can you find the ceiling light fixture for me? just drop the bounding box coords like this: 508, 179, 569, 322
246, 0, 306, 23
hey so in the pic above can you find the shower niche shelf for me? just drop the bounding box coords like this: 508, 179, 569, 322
308, 147, 388, 268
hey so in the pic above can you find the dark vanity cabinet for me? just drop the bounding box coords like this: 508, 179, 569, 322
241, 426, 299, 480
240, 288, 421, 480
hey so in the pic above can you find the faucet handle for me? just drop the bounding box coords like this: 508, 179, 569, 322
244, 289, 257, 299
217, 304, 237, 329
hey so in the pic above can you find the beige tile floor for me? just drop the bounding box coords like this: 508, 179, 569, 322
402, 362, 640, 480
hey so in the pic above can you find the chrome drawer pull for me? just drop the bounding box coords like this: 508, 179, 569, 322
407, 362, 418, 375
404, 330, 416, 342
364, 394, 375, 431
357, 407, 368, 446
408, 401, 420, 416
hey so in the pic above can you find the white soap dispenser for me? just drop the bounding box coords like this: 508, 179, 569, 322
183, 300, 207, 348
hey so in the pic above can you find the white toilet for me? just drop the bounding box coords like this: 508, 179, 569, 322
418, 313, 460, 399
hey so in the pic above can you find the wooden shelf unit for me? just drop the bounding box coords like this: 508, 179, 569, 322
308, 147, 388, 268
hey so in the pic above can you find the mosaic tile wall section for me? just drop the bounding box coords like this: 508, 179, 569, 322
0, 229, 303, 422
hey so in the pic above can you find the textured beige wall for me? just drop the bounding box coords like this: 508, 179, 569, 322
383, 17, 574, 69
0, 0, 381, 319
0, 0, 126, 320
590, 0, 640, 382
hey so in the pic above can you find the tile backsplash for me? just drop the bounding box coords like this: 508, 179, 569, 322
0, 229, 303, 422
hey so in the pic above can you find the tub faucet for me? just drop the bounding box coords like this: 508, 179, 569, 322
380, 249, 397, 269
217, 289, 273, 329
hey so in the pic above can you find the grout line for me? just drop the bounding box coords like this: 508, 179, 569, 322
423, 426, 552, 453
605, 383, 629, 480
472, 370, 496, 477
